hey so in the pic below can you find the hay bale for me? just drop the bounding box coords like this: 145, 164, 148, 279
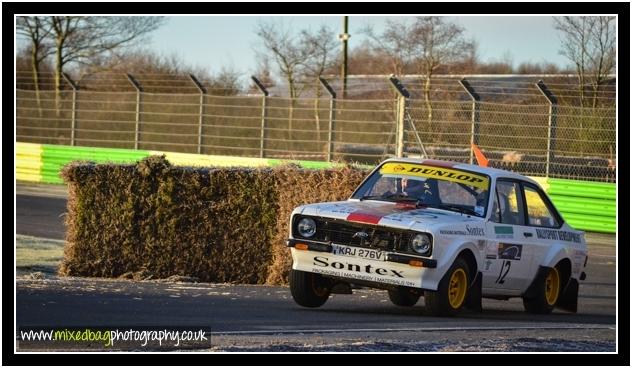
60, 156, 369, 285
265, 165, 368, 285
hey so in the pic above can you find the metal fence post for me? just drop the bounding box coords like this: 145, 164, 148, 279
251, 76, 269, 158
189, 74, 207, 154
126, 74, 143, 150
319, 77, 336, 162
62, 73, 78, 146
536, 80, 558, 178
459, 78, 481, 164
387, 76, 410, 158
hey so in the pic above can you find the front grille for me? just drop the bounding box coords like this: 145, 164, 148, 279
295, 217, 412, 252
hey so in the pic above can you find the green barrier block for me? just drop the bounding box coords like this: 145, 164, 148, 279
41, 173, 64, 184
267, 158, 371, 170
548, 178, 616, 200
296, 160, 336, 169
562, 212, 616, 233
549, 195, 616, 218
41, 144, 151, 183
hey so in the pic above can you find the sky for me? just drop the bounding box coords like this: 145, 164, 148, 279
144, 15, 570, 77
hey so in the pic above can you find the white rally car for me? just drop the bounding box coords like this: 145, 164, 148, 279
287, 158, 588, 316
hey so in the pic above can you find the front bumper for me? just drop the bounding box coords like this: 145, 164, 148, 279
287, 238, 439, 289
287, 239, 437, 268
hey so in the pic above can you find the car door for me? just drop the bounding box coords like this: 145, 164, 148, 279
482, 179, 537, 294
520, 182, 564, 275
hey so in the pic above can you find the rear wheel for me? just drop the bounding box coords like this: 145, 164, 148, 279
523, 266, 560, 314
289, 269, 331, 308
425, 257, 470, 316
388, 288, 420, 307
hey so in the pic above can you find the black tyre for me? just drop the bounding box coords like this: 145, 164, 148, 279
289, 269, 331, 308
388, 288, 421, 307
425, 257, 470, 316
523, 266, 561, 314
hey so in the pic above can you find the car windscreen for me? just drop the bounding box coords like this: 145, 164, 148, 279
352, 162, 491, 217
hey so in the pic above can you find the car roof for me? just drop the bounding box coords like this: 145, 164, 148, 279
381, 157, 538, 185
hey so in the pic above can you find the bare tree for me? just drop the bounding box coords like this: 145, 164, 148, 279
411, 17, 473, 131
207, 67, 243, 96
255, 21, 317, 143
249, 57, 276, 94
301, 25, 339, 142
16, 16, 54, 114
367, 17, 473, 138
555, 16, 616, 108
45, 16, 165, 111
255, 21, 313, 99
363, 19, 417, 77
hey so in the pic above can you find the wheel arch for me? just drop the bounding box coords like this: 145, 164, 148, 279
436, 241, 481, 278
555, 257, 572, 289
456, 247, 478, 281
540, 243, 571, 270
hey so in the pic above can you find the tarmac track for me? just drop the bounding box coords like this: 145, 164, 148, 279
14, 184, 618, 352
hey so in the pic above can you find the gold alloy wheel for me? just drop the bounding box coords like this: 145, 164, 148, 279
545, 267, 560, 305
448, 268, 467, 309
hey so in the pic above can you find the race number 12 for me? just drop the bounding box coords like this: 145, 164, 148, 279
495, 260, 511, 284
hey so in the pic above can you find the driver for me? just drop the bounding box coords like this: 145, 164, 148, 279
401, 177, 439, 204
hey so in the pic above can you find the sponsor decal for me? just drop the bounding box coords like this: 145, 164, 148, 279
498, 243, 522, 260
441, 225, 485, 237
485, 242, 498, 259
313, 256, 403, 277
484, 259, 493, 270
439, 229, 467, 236
292, 249, 422, 288
466, 225, 485, 236
494, 226, 514, 239
535, 229, 582, 244
328, 205, 357, 215
384, 211, 440, 222
379, 163, 489, 190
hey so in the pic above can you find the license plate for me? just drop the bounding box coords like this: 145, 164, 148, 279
331, 244, 386, 261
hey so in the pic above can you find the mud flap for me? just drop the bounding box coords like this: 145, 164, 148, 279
557, 278, 579, 313
465, 271, 482, 312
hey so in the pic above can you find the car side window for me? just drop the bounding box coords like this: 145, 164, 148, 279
493, 181, 525, 225
523, 185, 560, 228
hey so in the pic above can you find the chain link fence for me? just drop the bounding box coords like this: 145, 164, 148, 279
16, 72, 616, 182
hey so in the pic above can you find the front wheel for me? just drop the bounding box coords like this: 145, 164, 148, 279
425, 257, 470, 316
523, 266, 561, 314
388, 288, 421, 307
289, 269, 331, 308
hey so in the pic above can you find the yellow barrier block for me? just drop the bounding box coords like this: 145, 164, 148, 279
16, 142, 42, 182
16, 156, 42, 170
16, 170, 42, 182
16, 142, 43, 154
150, 151, 269, 168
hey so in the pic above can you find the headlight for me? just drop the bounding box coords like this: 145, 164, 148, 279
410, 233, 432, 255
297, 217, 317, 238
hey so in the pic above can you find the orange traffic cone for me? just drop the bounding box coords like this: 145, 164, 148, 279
471, 143, 489, 167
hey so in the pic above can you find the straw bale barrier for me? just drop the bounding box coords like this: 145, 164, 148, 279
59, 156, 368, 284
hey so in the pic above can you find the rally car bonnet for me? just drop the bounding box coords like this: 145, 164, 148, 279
295, 200, 482, 231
